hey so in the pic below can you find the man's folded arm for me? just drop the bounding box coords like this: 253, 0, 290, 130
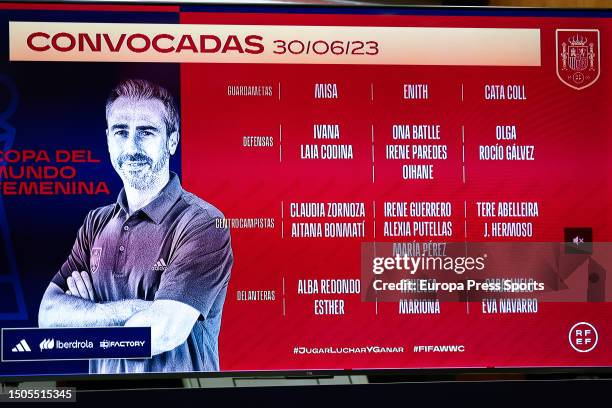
39, 281, 199, 355
123, 215, 233, 356
38, 282, 151, 328
124, 300, 200, 356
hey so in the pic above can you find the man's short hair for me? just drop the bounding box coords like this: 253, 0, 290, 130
106, 79, 180, 136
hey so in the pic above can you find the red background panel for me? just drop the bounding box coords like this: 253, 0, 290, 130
180, 12, 611, 371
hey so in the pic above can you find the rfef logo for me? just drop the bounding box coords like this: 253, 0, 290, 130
569, 322, 598, 353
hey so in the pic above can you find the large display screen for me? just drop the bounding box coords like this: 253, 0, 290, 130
0, 2, 610, 379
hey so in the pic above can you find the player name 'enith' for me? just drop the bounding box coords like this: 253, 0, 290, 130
404, 84, 428, 99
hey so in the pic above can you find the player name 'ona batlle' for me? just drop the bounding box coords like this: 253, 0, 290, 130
392, 124, 440, 139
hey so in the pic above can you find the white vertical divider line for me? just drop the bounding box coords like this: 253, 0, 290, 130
371, 124, 375, 183
281, 200, 284, 239
373, 200, 376, 239
279, 124, 282, 163
462, 125, 466, 183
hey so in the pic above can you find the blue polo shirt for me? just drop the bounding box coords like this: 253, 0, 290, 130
51, 172, 233, 374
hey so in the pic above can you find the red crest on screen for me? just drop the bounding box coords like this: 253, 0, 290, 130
556, 29, 600, 90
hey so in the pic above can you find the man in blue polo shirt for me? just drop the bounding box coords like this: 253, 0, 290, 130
38, 79, 233, 374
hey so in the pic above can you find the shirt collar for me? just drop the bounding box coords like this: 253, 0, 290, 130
116, 172, 182, 224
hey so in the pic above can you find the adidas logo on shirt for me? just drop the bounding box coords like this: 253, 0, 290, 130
152, 258, 167, 271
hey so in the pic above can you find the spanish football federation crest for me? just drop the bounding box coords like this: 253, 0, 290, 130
556, 29, 600, 90
90, 247, 102, 273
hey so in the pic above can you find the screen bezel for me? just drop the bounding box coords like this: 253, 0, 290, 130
0, 0, 610, 382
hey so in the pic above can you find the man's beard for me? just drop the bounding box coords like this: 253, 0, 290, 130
114, 148, 169, 190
